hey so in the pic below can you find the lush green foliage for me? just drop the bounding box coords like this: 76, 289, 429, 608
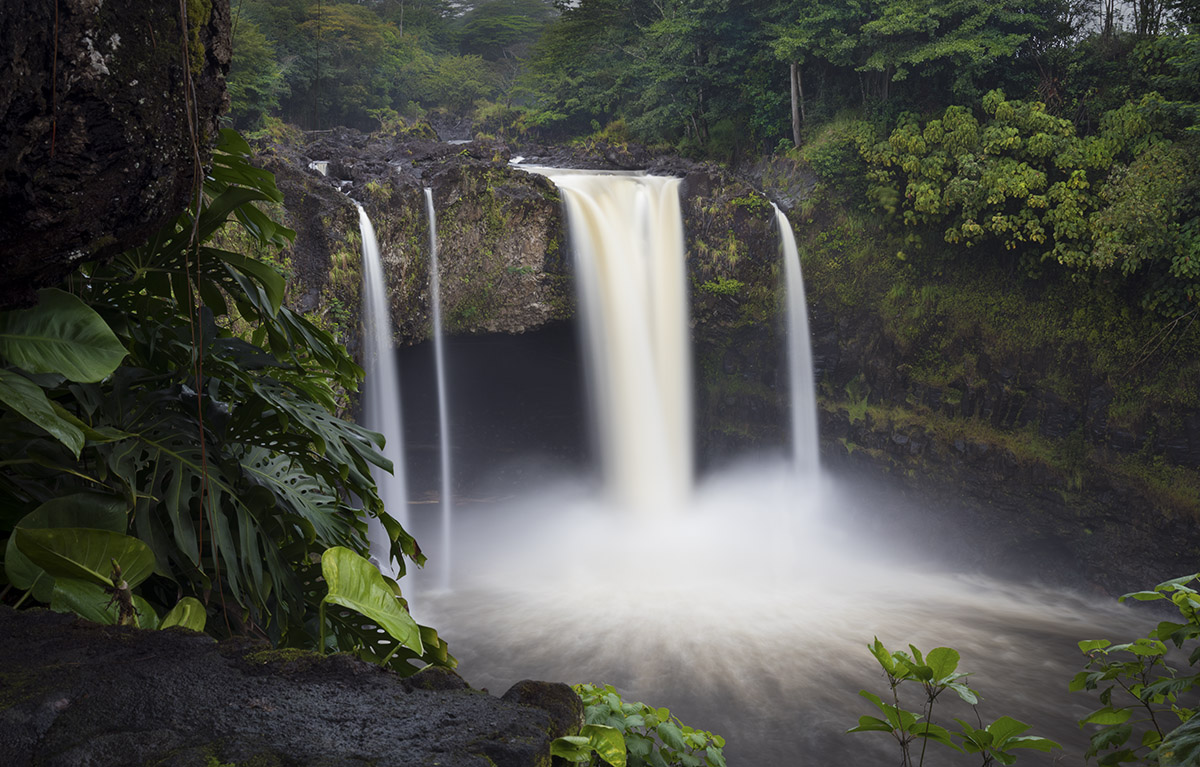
853, 89, 1200, 315
0, 130, 450, 675
228, 0, 557, 130
1071, 574, 1200, 764
555, 684, 727, 767
850, 640, 1060, 765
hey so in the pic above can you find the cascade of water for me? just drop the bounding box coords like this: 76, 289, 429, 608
528, 169, 692, 517
416, 173, 1121, 767
356, 204, 408, 575
775, 205, 820, 475
424, 188, 454, 590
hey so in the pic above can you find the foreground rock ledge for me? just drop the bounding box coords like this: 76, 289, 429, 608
0, 607, 579, 767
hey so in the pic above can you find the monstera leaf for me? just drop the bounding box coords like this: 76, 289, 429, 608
320, 546, 422, 657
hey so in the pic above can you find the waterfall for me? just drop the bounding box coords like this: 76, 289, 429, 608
424, 188, 454, 590
531, 169, 692, 517
356, 204, 408, 575
775, 205, 820, 475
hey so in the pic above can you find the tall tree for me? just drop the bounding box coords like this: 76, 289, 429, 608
858, 0, 1056, 103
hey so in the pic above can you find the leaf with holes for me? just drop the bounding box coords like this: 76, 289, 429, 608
320, 546, 422, 657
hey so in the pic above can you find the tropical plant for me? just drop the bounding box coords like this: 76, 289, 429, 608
0, 129, 448, 675
1071, 574, 1200, 765
849, 639, 1061, 766
554, 683, 727, 767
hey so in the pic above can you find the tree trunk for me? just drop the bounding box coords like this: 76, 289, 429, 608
0, 0, 231, 309
790, 61, 804, 147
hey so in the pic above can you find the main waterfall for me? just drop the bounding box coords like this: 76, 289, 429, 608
531, 169, 692, 517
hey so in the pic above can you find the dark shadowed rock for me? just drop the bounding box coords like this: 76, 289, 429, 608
0, 607, 564, 767
501, 680, 584, 740
0, 0, 230, 309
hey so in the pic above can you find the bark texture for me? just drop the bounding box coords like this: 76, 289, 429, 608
0, 0, 231, 308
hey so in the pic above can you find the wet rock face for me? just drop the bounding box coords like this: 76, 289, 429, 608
0, 607, 568, 767
0, 0, 230, 309
820, 408, 1200, 594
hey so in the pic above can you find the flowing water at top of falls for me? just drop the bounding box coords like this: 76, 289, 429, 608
356, 204, 407, 574
528, 168, 692, 517
777, 205, 820, 475
425, 188, 454, 590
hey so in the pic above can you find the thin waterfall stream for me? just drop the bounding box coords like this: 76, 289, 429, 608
776, 204, 820, 476
356, 204, 408, 575
425, 188, 454, 590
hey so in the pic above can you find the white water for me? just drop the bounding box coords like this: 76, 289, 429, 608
777, 205, 820, 475
356, 204, 408, 575
425, 188, 454, 591
525, 168, 692, 517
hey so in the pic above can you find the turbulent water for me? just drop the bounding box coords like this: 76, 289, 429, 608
414, 462, 1152, 765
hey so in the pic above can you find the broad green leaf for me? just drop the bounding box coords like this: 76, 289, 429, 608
1124, 639, 1167, 656
955, 718, 994, 751
1082, 707, 1133, 726
947, 682, 978, 704
321, 546, 422, 655
657, 722, 688, 752
581, 724, 626, 767
869, 637, 896, 673
848, 715, 895, 733
1157, 574, 1199, 591
914, 722, 960, 750
1004, 735, 1062, 753
50, 578, 159, 629
160, 597, 207, 632
550, 736, 592, 763
1161, 715, 1200, 766
626, 733, 654, 758
926, 647, 960, 680
15, 527, 155, 589
1079, 639, 1112, 653
705, 745, 727, 767
0, 288, 126, 382
987, 716, 1032, 745
0, 370, 85, 456
1121, 590, 1167, 602
4, 493, 127, 601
